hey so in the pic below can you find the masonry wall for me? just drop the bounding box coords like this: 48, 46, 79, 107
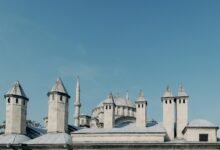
72, 133, 165, 143
5, 97, 27, 134
162, 98, 175, 140
73, 143, 220, 150
47, 94, 68, 133
184, 128, 217, 142
136, 103, 146, 128
176, 97, 188, 139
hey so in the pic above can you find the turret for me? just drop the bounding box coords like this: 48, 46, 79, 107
162, 86, 175, 140
47, 78, 70, 133
4, 81, 29, 134
103, 92, 115, 128
176, 84, 189, 139
135, 90, 147, 128
74, 77, 81, 127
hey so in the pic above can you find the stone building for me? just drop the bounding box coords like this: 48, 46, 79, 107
0, 78, 219, 150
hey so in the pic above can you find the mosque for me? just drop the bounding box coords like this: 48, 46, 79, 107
0, 78, 220, 150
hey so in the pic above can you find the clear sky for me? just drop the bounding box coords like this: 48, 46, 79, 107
0, 0, 220, 125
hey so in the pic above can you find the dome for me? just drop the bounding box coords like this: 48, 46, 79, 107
97, 96, 135, 108
188, 119, 217, 127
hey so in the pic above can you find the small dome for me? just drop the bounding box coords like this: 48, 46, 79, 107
97, 96, 135, 108
188, 119, 217, 127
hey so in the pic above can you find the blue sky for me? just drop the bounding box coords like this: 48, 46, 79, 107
0, 0, 220, 125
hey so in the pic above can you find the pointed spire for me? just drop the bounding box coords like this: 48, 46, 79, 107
4, 81, 29, 100
177, 84, 188, 97
76, 76, 80, 89
125, 90, 129, 100
136, 89, 146, 102
104, 92, 115, 104
163, 85, 173, 97
48, 78, 70, 98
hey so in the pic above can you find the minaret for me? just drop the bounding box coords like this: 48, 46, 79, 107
176, 84, 188, 139
4, 81, 29, 134
162, 86, 175, 140
47, 78, 70, 133
103, 92, 115, 128
74, 77, 81, 127
135, 90, 147, 128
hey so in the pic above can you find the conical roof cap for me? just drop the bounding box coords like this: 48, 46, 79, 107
177, 84, 188, 97
48, 78, 70, 98
5, 81, 29, 100
103, 92, 115, 104
136, 90, 147, 102
162, 86, 173, 97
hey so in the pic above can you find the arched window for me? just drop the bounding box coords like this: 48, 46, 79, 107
179, 100, 181, 104
60, 96, 62, 101
165, 100, 167, 104
169, 100, 171, 104
142, 104, 144, 108
16, 98, 18, 104
106, 106, 108, 110
109, 106, 111, 109
183, 99, 185, 103
138, 104, 140, 108
8, 98, 10, 103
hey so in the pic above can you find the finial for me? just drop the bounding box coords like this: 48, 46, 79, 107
178, 84, 188, 96
115, 90, 120, 98
179, 83, 184, 91
15, 80, 20, 85
125, 90, 129, 100
56, 77, 62, 82
163, 85, 173, 97
166, 85, 171, 92
108, 92, 113, 98
139, 89, 144, 97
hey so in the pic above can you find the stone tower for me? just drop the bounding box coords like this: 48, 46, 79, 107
176, 84, 188, 139
103, 92, 115, 129
135, 90, 147, 128
162, 86, 175, 140
74, 77, 81, 127
4, 81, 29, 134
47, 78, 70, 133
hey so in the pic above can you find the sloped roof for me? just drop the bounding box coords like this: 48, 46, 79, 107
24, 133, 72, 145
0, 134, 30, 144
187, 119, 218, 128
73, 123, 166, 134
5, 81, 28, 100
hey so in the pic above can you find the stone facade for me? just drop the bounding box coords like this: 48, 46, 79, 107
135, 90, 147, 128
184, 128, 217, 142
0, 80, 219, 150
162, 86, 175, 140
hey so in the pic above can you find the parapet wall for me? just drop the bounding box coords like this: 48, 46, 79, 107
73, 142, 220, 150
